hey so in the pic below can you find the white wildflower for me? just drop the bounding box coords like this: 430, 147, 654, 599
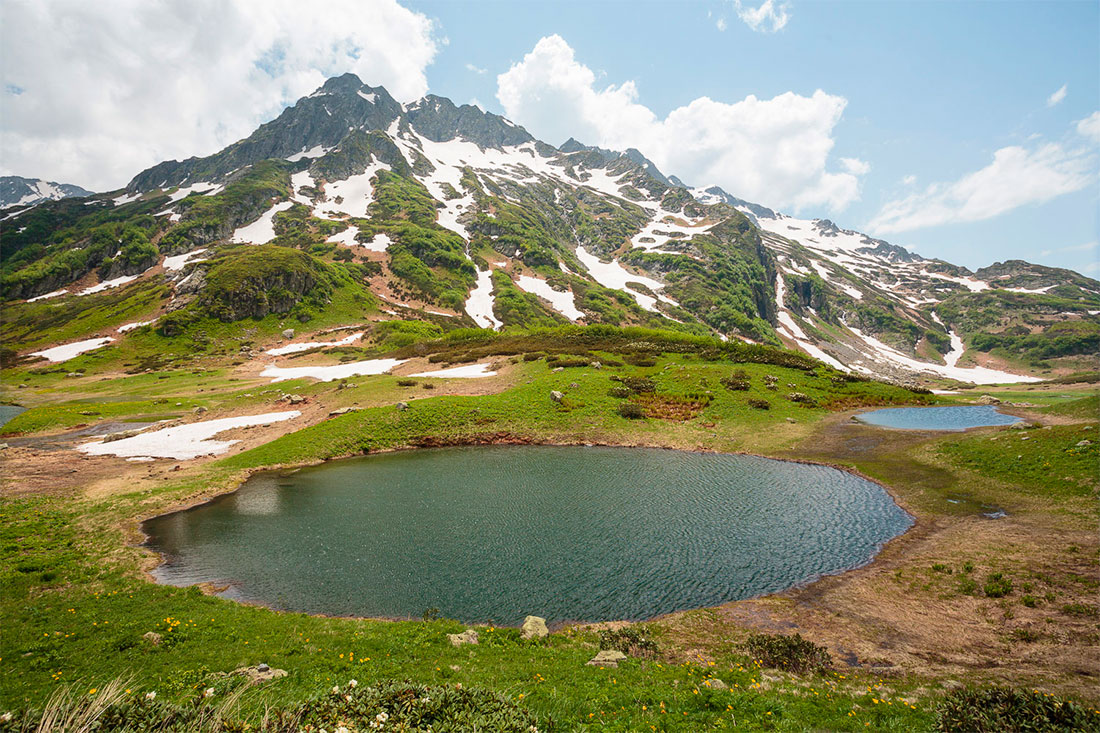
203, 687, 214, 698
332, 685, 340, 694
348, 679, 358, 688
0, 713, 11, 723
375, 711, 389, 723
145, 691, 157, 700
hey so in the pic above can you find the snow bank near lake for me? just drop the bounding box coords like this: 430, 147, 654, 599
408, 363, 497, 378
261, 358, 406, 382
79, 411, 301, 460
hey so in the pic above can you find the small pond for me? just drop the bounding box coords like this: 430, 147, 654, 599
855, 405, 1021, 431
0, 404, 25, 430
143, 446, 913, 625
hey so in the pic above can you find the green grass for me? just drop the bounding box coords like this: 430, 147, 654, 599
938, 423, 1099, 499
0, 498, 938, 730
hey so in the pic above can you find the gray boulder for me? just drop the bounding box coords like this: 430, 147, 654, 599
521, 615, 548, 640
282, 329, 295, 339
586, 649, 627, 667
448, 629, 479, 646
550, 391, 564, 403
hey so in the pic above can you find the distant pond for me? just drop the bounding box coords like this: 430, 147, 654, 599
143, 446, 913, 625
855, 405, 1021, 431
0, 404, 25, 430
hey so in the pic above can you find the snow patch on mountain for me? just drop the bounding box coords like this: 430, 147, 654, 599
232, 201, 294, 244
516, 275, 584, 320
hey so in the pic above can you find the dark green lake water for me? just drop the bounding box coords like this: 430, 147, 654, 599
143, 446, 913, 625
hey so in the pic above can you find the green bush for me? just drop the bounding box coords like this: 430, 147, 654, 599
621, 376, 655, 393
598, 626, 658, 658
742, 632, 831, 674
607, 386, 633, 398
934, 686, 1096, 732
746, 398, 771, 410
720, 375, 750, 391
617, 402, 646, 419
984, 572, 1013, 598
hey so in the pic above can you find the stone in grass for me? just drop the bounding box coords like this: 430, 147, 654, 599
587, 649, 627, 667
550, 391, 564, 403
1077, 440, 1092, 447
706, 678, 729, 690
396, 402, 410, 411
230, 664, 288, 685
448, 629, 479, 646
521, 615, 548, 640
282, 329, 295, 339
142, 631, 162, 646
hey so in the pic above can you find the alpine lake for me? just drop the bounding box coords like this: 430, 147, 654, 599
144, 445, 913, 625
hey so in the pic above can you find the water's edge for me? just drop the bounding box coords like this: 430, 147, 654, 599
135, 434, 918, 626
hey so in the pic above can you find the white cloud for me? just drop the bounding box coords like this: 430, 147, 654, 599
901, 174, 917, 185
1076, 111, 1100, 143
1046, 84, 1067, 107
866, 141, 1095, 234
734, 0, 791, 33
0, 0, 438, 191
1040, 241, 1097, 257
465, 63, 487, 74
716, 17, 728, 31
840, 157, 870, 176
496, 35, 864, 212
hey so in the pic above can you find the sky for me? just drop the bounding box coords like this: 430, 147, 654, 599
2, 0, 1097, 275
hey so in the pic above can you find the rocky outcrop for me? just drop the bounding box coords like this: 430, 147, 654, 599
520, 616, 548, 640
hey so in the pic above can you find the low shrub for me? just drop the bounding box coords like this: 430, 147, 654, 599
396, 379, 417, 387
617, 402, 646, 419
621, 376, 655, 393
607, 386, 633, 399
522, 352, 545, 361
934, 686, 1095, 732
421, 382, 435, 390
720, 376, 750, 391
742, 632, 831, 674
624, 353, 657, 367
598, 626, 658, 658
984, 572, 1013, 598
1061, 603, 1097, 617
746, 398, 771, 410
786, 391, 815, 405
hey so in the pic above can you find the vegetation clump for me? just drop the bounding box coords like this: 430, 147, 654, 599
747, 398, 771, 410
983, 572, 1013, 598
598, 626, 658, 659
742, 632, 832, 674
720, 369, 751, 391
616, 402, 646, 419
934, 686, 1096, 732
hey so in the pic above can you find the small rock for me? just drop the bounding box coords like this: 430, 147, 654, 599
0, 443, 7, 450
1076, 440, 1092, 447
785, 417, 796, 424
1020, 436, 1030, 441
587, 649, 627, 668
450, 664, 461, 671
193, 406, 207, 414
549, 390, 564, 403
569, 382, 579, 389
590, 361, 601, 369
708, 678, 729, 690
142, 631, 162, 646
287, 394, 306, 405
448, 629, 479, 646
551, 367, 564, 373
282, 329, 295, 339
396, 401, 409, 411
329, 407, 356, 417
521, 615, 548, 640
231, 664, 288, 685
976, 394, 1001, 405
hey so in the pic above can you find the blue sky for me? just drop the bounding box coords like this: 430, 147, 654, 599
4, 0, 1097, 275
405, 0, 1099, 274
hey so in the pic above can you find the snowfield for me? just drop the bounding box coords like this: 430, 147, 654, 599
516, 275, 584, 321
78, 411, 302, 460
465, 268, 502, 329
30, 337, 115, 363
408, 363, 497, 378
232, 201, 294, 244
260, 358, 407, 382
264, 332, 364, 356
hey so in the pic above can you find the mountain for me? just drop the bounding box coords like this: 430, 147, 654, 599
1, 175, 94, 208
2, 73, 1096, 384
